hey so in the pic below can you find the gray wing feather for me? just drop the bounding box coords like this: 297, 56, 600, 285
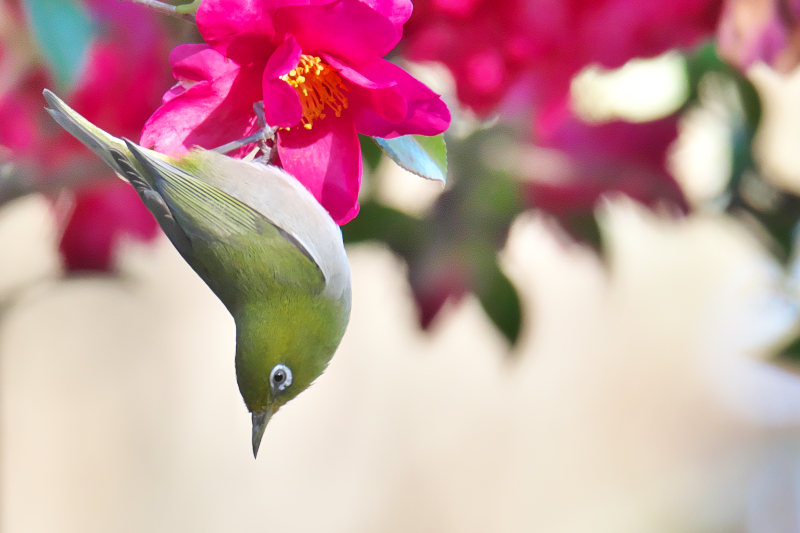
43, 88, 349, 303
177, 150, 350, 302
108, 148, 193, 257
43, 89, 130, 178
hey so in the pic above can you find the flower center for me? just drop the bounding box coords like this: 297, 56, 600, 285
280, 55, 350, 130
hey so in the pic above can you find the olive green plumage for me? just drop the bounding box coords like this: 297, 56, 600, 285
43, 89, 351, 457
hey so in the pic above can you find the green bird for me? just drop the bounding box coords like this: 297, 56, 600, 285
43, 90, 351, 457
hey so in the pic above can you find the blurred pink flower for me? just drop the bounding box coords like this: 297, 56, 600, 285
411, 262, 469, 329
525, 105, 688, 239
59, 181, 160, 272
0, 73, 44, 158
140, 0, 451, 225
403, 0, 723, 116
717, 0, 800, 71
0, 0, 173, 272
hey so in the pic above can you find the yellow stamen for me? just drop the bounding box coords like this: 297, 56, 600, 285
280, 55, 350, 130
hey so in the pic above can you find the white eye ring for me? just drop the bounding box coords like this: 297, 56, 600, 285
270, 364, 293, 392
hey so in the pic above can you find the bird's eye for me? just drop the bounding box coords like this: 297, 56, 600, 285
270, 364, 292, 393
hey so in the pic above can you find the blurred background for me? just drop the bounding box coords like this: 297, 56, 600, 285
4, 0, 800, 531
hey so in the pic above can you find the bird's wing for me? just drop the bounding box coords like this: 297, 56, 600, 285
107, 147, 194, 257
180, 150, 351, 302
44, 88, 336, 298
44, 89, 197, 255
45, 89, 200, 256
125, 142, 326, 294
43, 89, 138, 181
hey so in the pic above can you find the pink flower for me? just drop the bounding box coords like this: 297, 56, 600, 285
140, 0, 451, 224
403, 0, 723, 116
0, 0, 174, 272
717, 0, 800, 72
411, 263, 469, 329
525, 105, 688, 240
59, 181, 161, 272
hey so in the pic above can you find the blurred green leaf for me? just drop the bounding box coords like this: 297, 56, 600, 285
684, 43, 761, 127
731, 182, 800, 264
779, 334, 800, 363
556, 211, 604, 256
358, 134, 383, 172
375, 134, 447, 184
681, 44, 800, 266
475, 261, 522, 346
341, 201, 425, 257
22, 0, 95, 88
346, 127, 526, 346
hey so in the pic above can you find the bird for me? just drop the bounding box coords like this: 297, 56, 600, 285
43, 89, 351, 457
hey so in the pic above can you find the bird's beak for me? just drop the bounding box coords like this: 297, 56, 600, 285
251, 409, 272, 458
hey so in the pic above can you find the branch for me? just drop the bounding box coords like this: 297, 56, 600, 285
126, 0, 197, 22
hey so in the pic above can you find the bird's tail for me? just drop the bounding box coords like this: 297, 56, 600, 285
44, 89, 197, 255
43, 89, 139, 182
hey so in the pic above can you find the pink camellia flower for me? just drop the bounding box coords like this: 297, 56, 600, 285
412, 262, 469, 329
525, 104, 688, 242
403, 0, 723, 117
717, 0, 800, 72
141, 0, 451, 224
0, 0, 172, 272
58, 181, 161, 271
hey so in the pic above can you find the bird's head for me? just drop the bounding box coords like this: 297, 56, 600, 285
233, 295, 346, 457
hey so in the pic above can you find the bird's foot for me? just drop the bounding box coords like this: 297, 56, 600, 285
211, 102, 278, 163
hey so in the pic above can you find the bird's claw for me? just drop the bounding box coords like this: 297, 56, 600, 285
211, 101, 278, 163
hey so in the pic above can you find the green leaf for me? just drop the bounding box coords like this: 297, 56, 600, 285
340, 201, 424, 257
22, 0, 94, 88
359, 134, 383, 171
374, 134, 447, 184
683, 43, 762, 128
724, 170, 800, 265
475, 261, 522, 346
775, 331, 800, 366
558, 211, 604, 256
175, 0, 203, 14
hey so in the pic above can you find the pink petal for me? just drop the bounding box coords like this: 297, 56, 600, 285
264, 34, 303, 78
141, 48, 264, 157
85, 0, 168, 56
324, 54, 397, 89
410, 264, 468, 329
324, 54, 406, 127
262, 35, 303, 127
277, 114, 362, 224
162, 82, 192, 105
59, 181, 160, 272
274, 0, 401, 63
0, 83, 42, 155
66, 3, 175, 141
717, 0, 793, 71
263, 79, 303, 128
7, 0, 173, 173
169, 43, 230, 81
401, 17, 517, 116
401, 0, 722, 117
332, 57, 450, 138
156, 44, 242, 106
359, 0, 413, 26
197, 0, 277, 64
527, 108, 689, 216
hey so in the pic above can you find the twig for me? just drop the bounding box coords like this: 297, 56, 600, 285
211, 103, 278, 163
0, 157, 114, 208
212, 130, 269, 155
253, 102, 278, 164
126, 0, 197, 22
